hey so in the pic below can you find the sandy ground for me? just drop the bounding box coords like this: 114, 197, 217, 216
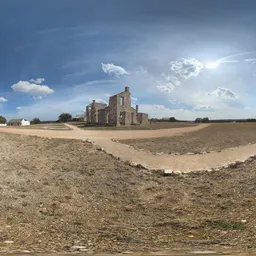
1, 123, 256, 172
119, 123, 256, 155
1, 132, 256, 254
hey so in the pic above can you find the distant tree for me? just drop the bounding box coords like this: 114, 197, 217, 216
169, 117, 176, 122
0, 116, 6, 124
58, 113, 72, 122
202, 117, 210, 123
195, 118, 202, 123
31, 117, 41, 124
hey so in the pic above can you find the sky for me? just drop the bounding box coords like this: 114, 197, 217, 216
1, 0, 256, 121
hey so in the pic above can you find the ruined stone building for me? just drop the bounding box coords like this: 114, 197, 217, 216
86, 87, 149, 126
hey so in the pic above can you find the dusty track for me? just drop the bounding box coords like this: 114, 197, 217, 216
1, 123, 256, 172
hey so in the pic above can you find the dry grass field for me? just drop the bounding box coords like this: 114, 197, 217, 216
1, 123, 71, 131
1, 132, 256, 253
70, 121, 197, 130
119, 123, 256, 154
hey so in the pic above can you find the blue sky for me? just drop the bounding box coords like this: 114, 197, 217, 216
1, 0, 256, 121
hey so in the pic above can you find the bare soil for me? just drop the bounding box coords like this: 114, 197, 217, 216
1, 132, 256, 253
119, 123, 256, 154
71, 121, 197, 130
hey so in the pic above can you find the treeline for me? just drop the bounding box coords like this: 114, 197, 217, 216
150, 117, 256, 123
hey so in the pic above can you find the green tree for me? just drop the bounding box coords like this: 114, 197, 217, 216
0, 116, 6, 124
169, 117, 176, 122
202, 117, 210, 123
31, 117, 41, 124
58, 113, 72, 122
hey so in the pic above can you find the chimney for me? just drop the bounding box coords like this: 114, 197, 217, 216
136, 105, 139, 113
125, 86, 129, 92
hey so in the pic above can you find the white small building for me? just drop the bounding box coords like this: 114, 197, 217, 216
0, 123, 7, 126
7, 118, 30, 126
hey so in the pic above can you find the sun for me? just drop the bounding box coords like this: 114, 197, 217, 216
205, 62, 219, 69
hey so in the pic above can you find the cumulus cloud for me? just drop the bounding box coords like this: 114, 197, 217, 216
11, 80, 54, 98
156, 82, 176, 94
89, 98, 108, 104
30, 78, 45, 84
192, 105, 211, 111
207, 87, 237, 100
17, 106, 22, 110
101, 63, 129, 77
0, 97, 8, 102
169, 58, 203, 80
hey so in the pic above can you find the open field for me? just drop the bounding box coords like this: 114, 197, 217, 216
119, 123, 256, 155
70, 121, 197, 130
0, 123, 71, 131
1, 132, 256, 254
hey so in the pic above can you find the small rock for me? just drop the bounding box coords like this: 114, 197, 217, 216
70, 245, 87, 251
4, 241, 14, 244
186, 152, 194, 155
241, 220, 247, 223
164, 169, 173, 176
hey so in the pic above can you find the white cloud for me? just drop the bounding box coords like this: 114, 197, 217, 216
244, 107, 251, 110
207, 87, 238, 100
0, 97, 8, 102
11, 80, 54, 98
17, 106, 22, 110
89, 98, 108, 104
244, 58, 256, 64
30, 78, 45, 84
192, 105, 211, 111
156, 82, 175, 94
101, 63, 129, 77
169, 58, 203, 80
33, 96, 43, 100
170, 99, 180, 104
154, 104, 169, 111
131, 97, 138, 104
75, 79, 115, 88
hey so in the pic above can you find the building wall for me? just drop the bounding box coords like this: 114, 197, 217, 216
137, 113, 149, 125
98, 107, 109, 124
21, 119, 30, 126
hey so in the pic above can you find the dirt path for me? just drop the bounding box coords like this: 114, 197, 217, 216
1, 123, 256, 172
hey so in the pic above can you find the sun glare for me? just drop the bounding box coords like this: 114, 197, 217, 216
205, 62, 219, 69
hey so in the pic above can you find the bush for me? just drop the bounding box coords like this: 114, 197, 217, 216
0, 116, 6, 124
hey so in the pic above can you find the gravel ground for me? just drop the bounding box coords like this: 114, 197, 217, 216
119, 123, 256, 154
1, 132, 256, 254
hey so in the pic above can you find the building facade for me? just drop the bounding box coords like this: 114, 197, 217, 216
86, 87, 149, 126
7, 119, 30, 126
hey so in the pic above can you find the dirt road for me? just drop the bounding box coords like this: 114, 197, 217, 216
1, 123, 256, 172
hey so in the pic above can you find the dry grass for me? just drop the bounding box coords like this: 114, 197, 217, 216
70, 121, 197, 130
2, 123, 71, 131
119, 123, 256, 154
1, 131, 256, 253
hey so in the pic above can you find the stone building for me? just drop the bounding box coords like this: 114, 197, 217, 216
86, 87, 149, 126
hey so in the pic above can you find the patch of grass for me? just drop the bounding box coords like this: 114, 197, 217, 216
205, 220, 245, 230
